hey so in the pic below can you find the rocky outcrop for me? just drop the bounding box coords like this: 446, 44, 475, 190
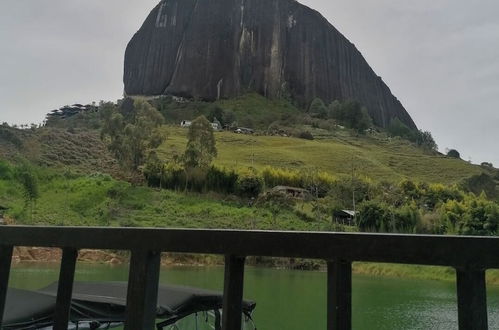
124, 0, 416, 129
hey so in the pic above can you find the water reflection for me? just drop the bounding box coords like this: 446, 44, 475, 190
8, 264, 499, 329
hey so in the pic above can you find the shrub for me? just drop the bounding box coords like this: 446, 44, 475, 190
440, 196, 499, 235
329, 100, 372, 133
159, 162, 186, 191
327, 176, 372, 208
0, 128, 23, 148
357, 201, 391, 232
261, 166, 302, 189
419, 183, 464, 210
205, 166, 238, 194
391, 204, 419, 233
256, 190, 295, 210
236, 168, 263, 198
297, 131, 314, 140
0, 161, 13, 180
309, 98, 327, 118
387, 118, 415, 140
481, 162, 494, 169
415, 130, 438, 151
460, 173, 497, 199
447, 149, 461, 159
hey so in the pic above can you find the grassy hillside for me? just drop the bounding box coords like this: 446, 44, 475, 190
0, 126, 118, 176
158, 126, 483, 185
0, 93, 494, 231
0, 168, 317, 231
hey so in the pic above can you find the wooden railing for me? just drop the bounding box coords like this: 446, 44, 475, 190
1, 225, 498, 329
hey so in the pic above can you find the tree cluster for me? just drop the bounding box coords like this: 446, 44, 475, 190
309, 98, 372, 133
100, 99, 165, 171
387, 118, 438, 151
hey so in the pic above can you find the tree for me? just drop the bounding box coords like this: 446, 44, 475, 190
101, 100, 165, 171
357, 201, 390, 232
183, 116, 217, 169
15, 163, 39, 220
447, 149, 461, 159
309, 98, 327, 118
387, 118, 414, 140
481, 162, 494, 169
328, 100, 372, 133
415, 130, 438, 151
460, 173, 498, 199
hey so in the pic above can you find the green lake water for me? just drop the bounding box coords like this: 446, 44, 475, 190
8, 263, 499, 329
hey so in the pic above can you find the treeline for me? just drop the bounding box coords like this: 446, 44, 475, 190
143, 164, 336, 198
143, 156, 499, 236
308, 98, 437, 150
354, 178, 499, 236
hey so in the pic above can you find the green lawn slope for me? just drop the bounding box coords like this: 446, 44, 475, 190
159, 127, 483, 185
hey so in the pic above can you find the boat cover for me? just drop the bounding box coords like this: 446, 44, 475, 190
3, 281, 256, 329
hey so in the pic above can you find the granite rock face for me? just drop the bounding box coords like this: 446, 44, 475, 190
124, 0, 416, 129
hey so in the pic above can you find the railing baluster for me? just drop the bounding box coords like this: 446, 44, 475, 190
327, 259, 352, 330
54, 248, 78, 330
456, 267, 488, 330
222, 255, 246, 330
124, 249, 161, 330
0, 245, 13, 327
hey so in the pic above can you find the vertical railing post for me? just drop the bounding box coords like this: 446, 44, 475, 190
124, 249, 161, 330
222, 255, 246, 330
0, 245, 13, 327
327, 259, 352, 330
456, 267, 488, 330
54, 248, 78, 330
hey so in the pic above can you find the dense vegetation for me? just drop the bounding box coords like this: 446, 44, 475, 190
1, 94, 497, 238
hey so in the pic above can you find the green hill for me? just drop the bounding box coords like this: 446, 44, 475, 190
159, 126, 483, 185
1, 94, 497, 236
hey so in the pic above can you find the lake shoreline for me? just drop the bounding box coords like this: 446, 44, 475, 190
12, 247, 499, 285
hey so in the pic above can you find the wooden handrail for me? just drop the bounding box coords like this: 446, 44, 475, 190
0, 225, 495, 329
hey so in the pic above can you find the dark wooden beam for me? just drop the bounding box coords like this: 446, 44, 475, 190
1, 226, 499, 268
53, 248, 78, 330
327, 259, 352, 330
456, 268, 488, 330
222, 255, 246, 330
124, 249, 161, 330
0, 245, 13, 327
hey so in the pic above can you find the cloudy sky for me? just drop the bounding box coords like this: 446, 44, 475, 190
1, 0, 498, 165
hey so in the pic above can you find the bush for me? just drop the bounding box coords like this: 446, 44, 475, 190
309, 98, 327, 118
205, 166, 238, 194
481, 162, 494, 169
447, 149, 461, 159
357, 201, 390, 232
0, 161, 13, 180
261, 166, 302, 189
327, 177, 373, 208
415, 130, 438, 151
422, 184, 464, 209
297, 131, 314, 140
460, 173, 497, 199
391, 204, 419, 233
329, 100, 372, 133
0, 128, 23, 148
387, 118, 415, 140
256, 190, 295, 210
440, 196, 499, 235
236, 168, 263, 198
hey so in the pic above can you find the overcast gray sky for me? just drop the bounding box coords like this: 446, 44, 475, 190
1, 0, 498, 166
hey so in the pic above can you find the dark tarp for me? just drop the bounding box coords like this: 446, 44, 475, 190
3, 288, 56, 329
3, 281, 256, 329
